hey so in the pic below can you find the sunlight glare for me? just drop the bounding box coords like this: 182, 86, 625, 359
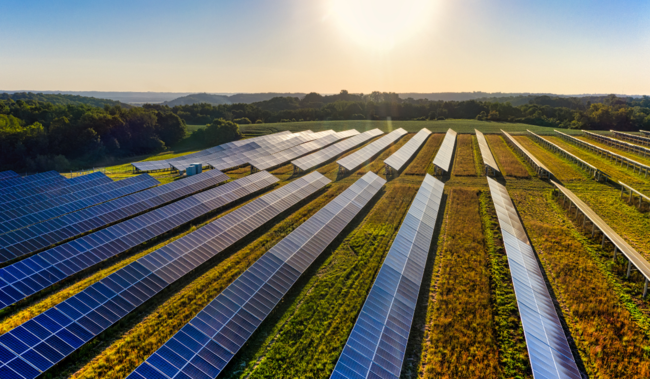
329, 0, 435, 51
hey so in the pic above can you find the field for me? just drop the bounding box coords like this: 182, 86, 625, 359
5, 128, 650, 379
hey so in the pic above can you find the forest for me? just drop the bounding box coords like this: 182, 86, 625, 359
1, 91, 650, 172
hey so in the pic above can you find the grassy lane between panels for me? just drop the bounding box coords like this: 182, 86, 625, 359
512, 188, 650, 378
404, 134, 444, 176
220, 184, 419, 379
452, 135, 478, 177
575, 136, 650, 167
66, 184, 350, 379
513, 136, 585, 182
417, 188, 501, 378
543, 136, 650, 187
485, 135, 531, 178
472, 135, 484, 177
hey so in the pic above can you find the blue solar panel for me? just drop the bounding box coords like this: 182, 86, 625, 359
0, 171, 283, 310
129, 172, 385, 379
486, 177, 581, 379
0, 171, 19, 182
0, 175, 154, 233
0, 171, 225, 263
0, 171, 64, 191
331, 174, 444, 379
0, 172, 331, 378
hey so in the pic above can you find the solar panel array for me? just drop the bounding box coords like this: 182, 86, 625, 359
132, 131, 293, 172
201, 131, 334, 172
0, 171, 19, 182
249, 130, 359, 171
292, 129, 384, 172
0, 171, 227, 263
331, 174, 443, 379
642, 130, 650, 136
0, 172, 113, 209
0, 172, 111, 205
0, 171, 64, 193
338, 129, 407, 172
526, 131, 604, 181
0, 171, 282, 311
583, 130, 650, 157
128, 172, 384, 379
501, 130, 554, 179
555, 130, 650, 178
610, 130, 650, 147
0, 172, 330, 379
384, 128, 432, 174
0, 175, 153, 234
486, 177, 581, 379
431, 129, 457, 174
475, 129, 500, 176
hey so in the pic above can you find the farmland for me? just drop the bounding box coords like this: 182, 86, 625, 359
3, 128, 650, 379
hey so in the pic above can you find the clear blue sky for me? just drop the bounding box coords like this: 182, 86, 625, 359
1, 0, 649, 94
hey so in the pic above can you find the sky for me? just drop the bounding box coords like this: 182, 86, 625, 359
1, 0, 649, 95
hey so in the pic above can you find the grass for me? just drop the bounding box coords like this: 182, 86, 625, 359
452, 134, 479, 176
219, 183, 418, 379
511, 187, 650, 378
486, 135, 531, 178
513, 135, 585, 182
403, 134, 443, 176
576, 136, 650, 167
240, 120, 586, 135
416, 188, 501, 378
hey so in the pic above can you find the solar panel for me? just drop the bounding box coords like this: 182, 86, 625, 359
431, 129, 457, 175
128, 172, 385, 379
0, 172, 111, 205
0, 174, 159, 236
486, 177, 581, 379
642, 130, 650, 137
555, 130, 650, 178
0, 171, 64, 192
331, 174, 443, 379
526, 131, 603, 181
610, 130, 650, 147
475, 130, 500, 176
0, 172, 113, 208
132, 131, 294, 172
0, 171, 225, 263
0, 171, 19, 182
584, 130, 650, 157
338, 129, 407, 173
384, 128, 431, 175
249, 130, 359, 172
292, 129, 384, 173
501, 130, 554, 179
0, 171, 280, 311
0, 172, 330, 379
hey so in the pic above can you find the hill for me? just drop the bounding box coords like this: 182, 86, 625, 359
0, 92, 132, 108
162, 93, 232, 106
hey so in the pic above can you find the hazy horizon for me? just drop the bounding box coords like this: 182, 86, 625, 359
2, 0, 650, 94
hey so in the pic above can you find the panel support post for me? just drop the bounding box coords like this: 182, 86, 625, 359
644, 279, 648, 298
627, 260, 632, 278
613, 246, 617, 261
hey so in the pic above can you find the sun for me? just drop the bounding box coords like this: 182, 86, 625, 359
328, 0, 435, 51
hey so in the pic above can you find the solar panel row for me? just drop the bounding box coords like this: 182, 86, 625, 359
249, 130, 359, 172
384, 128, 431, 174
526, 131, 604, 181
0, 171, 64, 193
584, 130, 650, 157
0, 176, 153, 234
486, 177, 581, 379
0, 171, 224, 263
0, 172, 330, 379
292, 129, 384, 173
501, 130, 554, 179
202, 131, 334, 172
337, 129, 407, 172
475, 129, 500, 176
555, 130, 650, 178
0, 172, 110, 205
132, 131, 294, 172
431, 129, 457, 175
331, 174, 444, 379
610, 130, 650, 147
642, 130, 650, 136
0, 171, 19, 182
0, 171, 281, 311
128, 172, 384, 379
0, 172, 113, 210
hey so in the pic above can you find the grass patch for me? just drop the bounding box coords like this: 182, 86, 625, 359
513, 136, 585, 182
486, 135, 531, 178
404, 134, 444, 176
452, 134, 478, 176
576, 136, 650, 167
